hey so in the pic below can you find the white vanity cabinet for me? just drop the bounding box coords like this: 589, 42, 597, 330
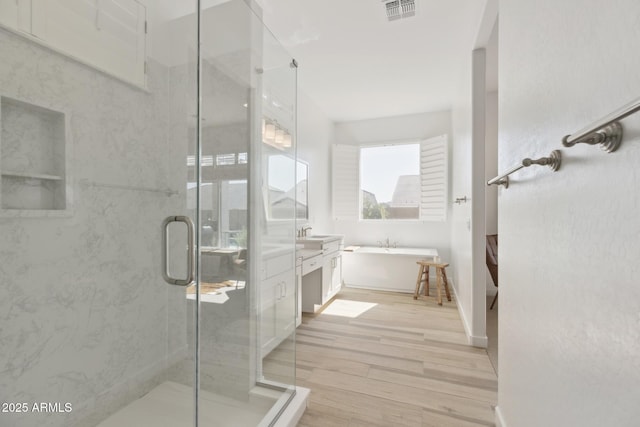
300, 252, 322, 313
321, 243, 342, 304
260, 250, 296, 357
295, 256, 303, 327
297, 235, 344, 313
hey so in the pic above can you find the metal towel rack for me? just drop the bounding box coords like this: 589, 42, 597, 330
562, 96, 640, 152
81, 180, 179, 196
488, 95, 640, 188
487, 150, 561, 188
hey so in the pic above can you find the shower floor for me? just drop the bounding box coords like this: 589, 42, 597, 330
97, 381, 277, 427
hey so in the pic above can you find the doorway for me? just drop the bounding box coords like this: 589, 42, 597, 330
484, 19, 500, 374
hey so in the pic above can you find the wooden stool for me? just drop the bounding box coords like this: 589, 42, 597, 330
413, 260, 451, 305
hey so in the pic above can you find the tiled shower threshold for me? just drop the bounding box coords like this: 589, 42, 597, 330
97, 381, 308, 427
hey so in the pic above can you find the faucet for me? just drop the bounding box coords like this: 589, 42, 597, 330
301, 226, 312, 237
376, 238, 397, 248
376, 238, 391, 248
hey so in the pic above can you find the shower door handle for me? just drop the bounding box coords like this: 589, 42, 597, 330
162, 216, 195, 286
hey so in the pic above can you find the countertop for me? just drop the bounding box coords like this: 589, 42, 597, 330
297, 248, 323, 260
296, 234, 344, 244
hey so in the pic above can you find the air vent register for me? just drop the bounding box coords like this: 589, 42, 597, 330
382, 0, 416, 22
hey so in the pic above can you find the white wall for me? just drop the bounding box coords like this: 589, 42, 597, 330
450, 48, 490, 347
297, 89, 334, 234
497, 1, 640, 426
330, 111, 453, 260
450, 57, 474, 333
484, 17, 499, 296
485, 90, 498, 293
449, 0, 497, 349
485, 94, 498, 234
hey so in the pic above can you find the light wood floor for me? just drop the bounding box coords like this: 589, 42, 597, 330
295, 287, 497, 427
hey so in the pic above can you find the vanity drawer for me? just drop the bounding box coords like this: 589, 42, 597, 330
302, 254, 322, 275
264, 253, 294, 278
322, 240, 341, 254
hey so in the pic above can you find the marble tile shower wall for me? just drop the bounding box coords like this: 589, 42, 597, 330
0, 29, 190, 427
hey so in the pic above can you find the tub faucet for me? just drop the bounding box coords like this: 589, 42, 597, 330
379, 238, 397, 248
376, 238, 389, 248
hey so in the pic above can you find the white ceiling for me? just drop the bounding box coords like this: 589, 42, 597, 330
256, 0, 487, 122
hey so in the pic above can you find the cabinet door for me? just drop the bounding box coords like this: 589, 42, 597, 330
261, 271, 296, 356
295, 266, 302, 327
277, 275, 296, 341
0, 0, 17, 30
331, 254, 342, 293
31, 0, 147, 87
321, 255, 333, 303
0, 0, 29, 31
259, 277, 278, 357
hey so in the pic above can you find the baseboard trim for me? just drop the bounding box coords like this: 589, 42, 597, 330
495, 405, 507, 427
450, 280, 488, 348
470, 334, 488, 348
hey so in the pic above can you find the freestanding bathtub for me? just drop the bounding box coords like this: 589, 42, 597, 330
342, 246, 438, 293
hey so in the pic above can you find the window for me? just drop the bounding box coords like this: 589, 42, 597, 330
360, 144, 420, 220
266, 154, 308, 220
332, 135, 448, 221
216, 153, 236, 166
188, 179, 247, 248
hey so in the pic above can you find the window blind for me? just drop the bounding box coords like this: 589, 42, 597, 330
332, 136, 447, 221
420, 135, 448, 221
332, 144, 360, 220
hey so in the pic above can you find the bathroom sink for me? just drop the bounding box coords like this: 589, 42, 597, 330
296, 234, 343, 245
298, 234, 338, 241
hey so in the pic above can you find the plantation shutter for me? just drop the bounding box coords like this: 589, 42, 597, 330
332, 144, 360, 220
420, 135, 448, 221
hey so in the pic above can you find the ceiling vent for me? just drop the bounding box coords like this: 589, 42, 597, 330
382, 0, 416, 22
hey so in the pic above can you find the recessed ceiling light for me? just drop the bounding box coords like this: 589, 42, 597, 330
243, 103, 248, 108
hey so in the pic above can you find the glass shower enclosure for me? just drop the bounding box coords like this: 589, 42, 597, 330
0, 1, 300, 426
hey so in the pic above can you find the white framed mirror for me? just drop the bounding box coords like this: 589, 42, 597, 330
266, 154, 308, 221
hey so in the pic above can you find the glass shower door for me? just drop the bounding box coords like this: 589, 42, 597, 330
0, 0, 297, 425
195, 1, 298, 425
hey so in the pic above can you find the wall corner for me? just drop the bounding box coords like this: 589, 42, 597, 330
495, 405, 507, 427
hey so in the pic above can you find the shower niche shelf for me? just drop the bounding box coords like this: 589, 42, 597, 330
0, 95, 71, 215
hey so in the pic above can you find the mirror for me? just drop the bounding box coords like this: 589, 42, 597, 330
267, 154, 308, 220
